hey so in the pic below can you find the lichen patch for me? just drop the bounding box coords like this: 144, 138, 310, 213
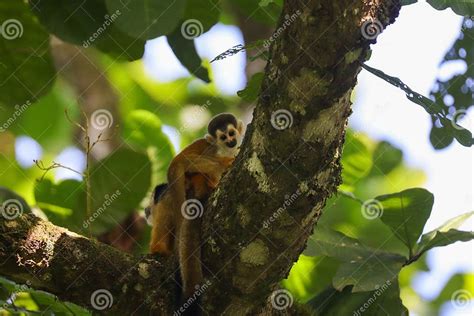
239, 239, 269, 266
245, 152, 271, 193
138, 262, 150, 279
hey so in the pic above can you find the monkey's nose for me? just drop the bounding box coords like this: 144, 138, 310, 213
227, 139, 237, 148
144, 207, 151, 219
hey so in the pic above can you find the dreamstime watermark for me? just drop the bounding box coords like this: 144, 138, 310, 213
83, 190, 121, 229
181, 199, 204, 220
262, 189, 301, 229
1, 19, 23, 40
181, 19, 204, 40
270, 109, 293, 130
360, 19, 383, 40
0, 100, 31, 132
361, 199, 383, 220
263, 11, 301, 48
90, 109, 114, 130
451, 289, 472, 310
83, 11, 122, 48
270, 289, 293, 310
173, 280, 212, 316
90, 289, 113, 310
1, 199, 23, 220
353, 280, 392, 316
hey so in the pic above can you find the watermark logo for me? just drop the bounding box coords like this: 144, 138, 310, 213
1, 199, 23, 220
181, 199, 204, 220
181, 19, 203, 40
271, 109, 293, 130
270, 289, 293, 310
90, 109, 113, 130
451, 109, 468, 130
90, 289, 113, 310
361, 199, 383, 220
361, 19, 383, 40
1, 19, 23, 40
451, 289, 471, 310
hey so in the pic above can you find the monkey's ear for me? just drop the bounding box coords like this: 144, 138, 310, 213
205, 134, 216, 144
237, 120, 244, 134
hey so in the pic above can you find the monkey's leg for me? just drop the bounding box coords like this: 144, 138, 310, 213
188, 173, 211, 200
149, 200, 175, 256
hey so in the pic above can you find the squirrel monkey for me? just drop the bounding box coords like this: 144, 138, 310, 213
147, 113, 244, 301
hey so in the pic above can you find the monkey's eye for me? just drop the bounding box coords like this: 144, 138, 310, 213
220, 135, 226, 141
229, 130, 235, 137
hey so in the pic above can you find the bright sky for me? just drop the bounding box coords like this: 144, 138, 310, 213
15, 1, 472, 314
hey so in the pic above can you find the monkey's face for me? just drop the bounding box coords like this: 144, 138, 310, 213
216, 123, 241, 149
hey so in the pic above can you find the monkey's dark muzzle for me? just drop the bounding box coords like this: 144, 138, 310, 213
227, 139, 237, 148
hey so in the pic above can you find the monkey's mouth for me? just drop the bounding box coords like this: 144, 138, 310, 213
227, 140, 237, 148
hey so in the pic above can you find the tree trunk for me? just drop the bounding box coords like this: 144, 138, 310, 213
0, 0, 401, 314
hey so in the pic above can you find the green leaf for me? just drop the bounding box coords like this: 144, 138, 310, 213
376, 188, 434, 253
106, 0, 186, 40
30, 291, 90, 315
8, 83, 80, 151
427, 0, 474, 16
183, 0, 220, 33
89, 149, 151, 235
0, 277, 89, 315
282, 255, 339, 302
429, 18, 473, 149
415, 212, 474, 256
166, 26, 210, 82
401, 0, 418, 5
232, 0, 282, 26
34, 179, 86, 232
308, 281, 408, 316
0, 187, 31, 215
0, 0, 56, 107
306, 227, 405, 292
333, 254, 405, 292
237, 72, 264, 102
30, 0, 144, 61
123, 110, 174, 171
429, 124, 454, 149
34, 150, 151, 235
370, 141, 403, 176
341, 133, 373, 191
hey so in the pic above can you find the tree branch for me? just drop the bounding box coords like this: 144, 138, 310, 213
0, 214, 176, 314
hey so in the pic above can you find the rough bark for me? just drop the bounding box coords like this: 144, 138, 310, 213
1, 0, 401, 315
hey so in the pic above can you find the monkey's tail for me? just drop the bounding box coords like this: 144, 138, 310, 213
173, 217, 204, 316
